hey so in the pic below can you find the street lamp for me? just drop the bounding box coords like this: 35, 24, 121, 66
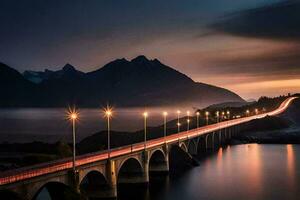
196, 112, 200, 128
143, 112, 148, 150
187, 111, 190, 131
221, 111, 225, 121
227, 111, 230, 120
246, 109, 250, 116
216, 111, 220, 123
68, 108, 78, 173
104, 106, 113, 158
177, 122, 181, 131
255, 108, 258, 115
177, 110, 181, 133
163, 111, 168, 140
205, 111, 209, 125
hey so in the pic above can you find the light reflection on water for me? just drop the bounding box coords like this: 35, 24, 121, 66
117, 144, 300, 200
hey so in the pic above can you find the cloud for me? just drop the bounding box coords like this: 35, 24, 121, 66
210, 0, 300, 41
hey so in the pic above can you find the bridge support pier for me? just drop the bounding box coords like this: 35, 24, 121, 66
104, 160, 117, 198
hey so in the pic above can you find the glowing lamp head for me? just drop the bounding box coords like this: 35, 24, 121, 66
227, 111, 230, 115
177, 122, 181, 126
177, 110, 181, 114
187, 111, 190, 116
187, 119, 190, 123
205, 111, 209, 116
196, 112, 200, 116
222, 112, 225, 115
105, 110, 112, 117
216, 111, 219, 116
143, 112, 148, 118
163, 111, 168, 116
246, 110, 250, 114
70, 113, 77, 120
103, 105, 113, 118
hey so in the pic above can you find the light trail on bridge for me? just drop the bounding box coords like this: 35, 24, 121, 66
0, 97, 296, 186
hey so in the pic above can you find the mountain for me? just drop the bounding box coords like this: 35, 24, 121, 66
23, 64, 84, 83
0, 62, 40, 106
0, 56, 244, 107
205, 101, 254, 109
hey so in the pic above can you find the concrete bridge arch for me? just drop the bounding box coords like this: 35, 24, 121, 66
187, 139, 198, 155
79, 170, 110, 198
206, 133, 214, 150
10, 171, 72, 200
148, 149, 169, 173
179, 142, 188, 152
117, 157, 146, 184
32, 181, 74, 200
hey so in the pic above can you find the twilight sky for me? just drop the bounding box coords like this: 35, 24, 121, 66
1, 0, 300, 99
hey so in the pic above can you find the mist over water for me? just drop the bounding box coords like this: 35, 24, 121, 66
0, 107, 194, 143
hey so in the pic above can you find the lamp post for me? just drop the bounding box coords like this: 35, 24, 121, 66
163, 112, 168, 140
68, 110, 78, 173
216, 111, 220, 123
104, 107, 112, 158
187, 111, 190, 131
177, 122, 181, 132
196, 112, 200, 128
227, 111, 230, 120
221, 111, 225, 121
205, 111, 209, 125
143, 112, 148, 150
187, 119, 190, 131
177, 110, 181, 133
255, 108, 258, 115
246, 110, 250, 117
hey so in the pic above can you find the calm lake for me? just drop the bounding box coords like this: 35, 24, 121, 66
118, 144, 300, 200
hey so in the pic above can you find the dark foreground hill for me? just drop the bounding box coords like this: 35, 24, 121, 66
0, 56, 244, 107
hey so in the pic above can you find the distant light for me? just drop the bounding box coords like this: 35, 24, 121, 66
205, 111, 209, 116
187, 119, 190, 123
163, 111, 168, 116
227, 111, 230, 115
196, 112, 200, 116
187, 111, 190, 116
216, 111, 219, 116
222, 111, 225, 115
177, 123, 181, 126
177, 110, 181, 114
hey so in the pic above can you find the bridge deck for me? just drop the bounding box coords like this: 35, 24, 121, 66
0, 97, 296, 185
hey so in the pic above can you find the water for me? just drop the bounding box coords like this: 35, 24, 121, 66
0, 107, 192, 143
118, 144, 300, 200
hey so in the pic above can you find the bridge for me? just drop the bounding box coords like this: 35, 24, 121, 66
0, 97, 296, 199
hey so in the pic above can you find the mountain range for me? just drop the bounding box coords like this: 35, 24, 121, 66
0, 55, 244, 107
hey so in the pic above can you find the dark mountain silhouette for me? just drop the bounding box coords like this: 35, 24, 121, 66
23, 63, 84, 83
0, 56, 244, 107
0, 62, 38, 106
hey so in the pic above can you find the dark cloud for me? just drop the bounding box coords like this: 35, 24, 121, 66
211, 0, 300, 40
